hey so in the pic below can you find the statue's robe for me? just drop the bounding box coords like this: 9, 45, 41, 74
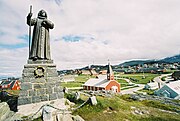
27, 16, 54, 60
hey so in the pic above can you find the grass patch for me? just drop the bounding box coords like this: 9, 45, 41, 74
61, 74, 96, 88
120, 73, 160, 84
0, 90, 20, 96
142, 100, 180, 112
72, 95, 180, 121
138, 89, 155, 95
117, 79, 128, 83
32, 117, 42, 121
75, 74, 95, 83
61, 82, 83, 88
121, 85, 139, 90
161, 76, 166, 81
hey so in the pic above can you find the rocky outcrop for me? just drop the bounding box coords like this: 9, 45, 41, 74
0, 102, 14, 121
0, 102, 23, 121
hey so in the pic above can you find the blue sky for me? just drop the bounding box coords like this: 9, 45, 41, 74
0, 0, 180, 77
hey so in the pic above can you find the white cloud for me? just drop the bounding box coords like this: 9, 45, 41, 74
0, 0, 180, 76
0, 48, 28, 77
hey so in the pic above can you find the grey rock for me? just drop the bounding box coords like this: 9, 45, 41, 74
21, 82, 32, 90
34, 83, 45, 89
32, 96, 41, 103
18, 97, 32, 105
75, 92, 80, 100
0, 102, 14, 121
49, 93, 57, 100
40, 95, 49, 101
29, 89, 37, 96
89, 96, 97, 105
42, 105, 56, 121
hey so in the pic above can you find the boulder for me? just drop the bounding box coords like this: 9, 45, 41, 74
89, 96, 97, 105
42, 105, 56, 121
0, 102, 14, 121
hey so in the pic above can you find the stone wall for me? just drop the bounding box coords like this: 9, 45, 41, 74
18, 62, 64, 105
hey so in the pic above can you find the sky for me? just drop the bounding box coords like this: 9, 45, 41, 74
0, 0, 180, 77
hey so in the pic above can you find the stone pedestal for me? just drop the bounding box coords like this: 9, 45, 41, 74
18, 59, 64, 105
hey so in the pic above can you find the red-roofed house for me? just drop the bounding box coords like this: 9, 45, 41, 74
83, 63, 120, 93
0, 80, 20, 90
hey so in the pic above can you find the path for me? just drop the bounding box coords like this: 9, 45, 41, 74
17, 98, 67, 116
121, 84, 145, 94
153, 74, 172, 87
116, 77, 145, 94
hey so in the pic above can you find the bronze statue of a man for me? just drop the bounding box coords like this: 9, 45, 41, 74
27, 9, 54, 60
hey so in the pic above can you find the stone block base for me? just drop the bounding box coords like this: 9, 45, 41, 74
18, 61, 64, 105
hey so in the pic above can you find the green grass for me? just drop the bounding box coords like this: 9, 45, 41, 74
61, 74, 93, 88
120, 73, 160, 84
142, 100, 180, 112
116, 79, 129, 87
73, 95, 180, 121
161, 76, 166, 81
121, 85, 139, 90
117, 79, 128, 83
138, 89, 155, 95
32, 117, 42, 121
0, 90, 20, 96
75, 74, 95, 82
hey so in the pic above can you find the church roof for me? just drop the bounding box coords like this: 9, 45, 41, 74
83, 78, 115, 88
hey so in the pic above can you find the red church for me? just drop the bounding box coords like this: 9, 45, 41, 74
83, 63, 120, 93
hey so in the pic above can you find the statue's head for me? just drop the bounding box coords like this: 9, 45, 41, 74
38, 10, 47, 19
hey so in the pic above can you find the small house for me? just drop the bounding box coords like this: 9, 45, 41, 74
83, 63, 120, 93
0, 80, 20, 90
144, 82, 159, 90
155, 80, 180, 99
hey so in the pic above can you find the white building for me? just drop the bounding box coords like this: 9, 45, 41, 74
155, 80, 180, 99
144, 82, 159, 90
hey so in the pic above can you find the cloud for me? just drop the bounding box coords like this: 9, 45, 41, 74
0, 48, 28, 77
0, 0, 180, 76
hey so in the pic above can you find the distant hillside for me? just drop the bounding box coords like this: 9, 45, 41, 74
118, 60, 156, 67
160, 54, 180, 63
119, 54, 180, 67
57, 54, 180, 74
